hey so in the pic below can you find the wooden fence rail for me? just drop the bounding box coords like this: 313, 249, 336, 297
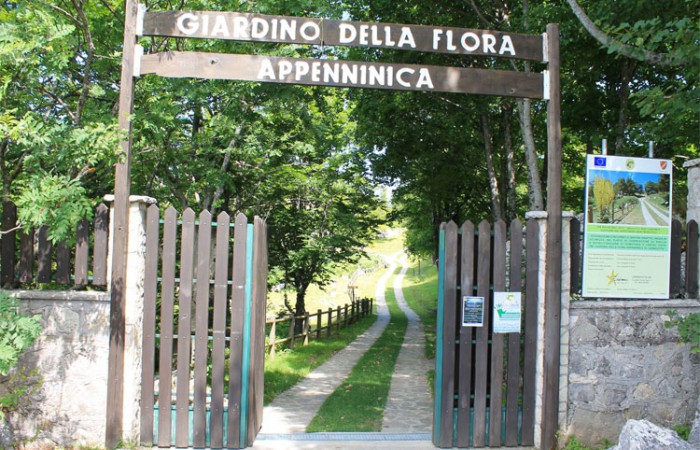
1, 201, 109, 288
266, 298, 373, 358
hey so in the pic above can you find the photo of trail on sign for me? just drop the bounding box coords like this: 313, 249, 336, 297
587, 168, 670, 226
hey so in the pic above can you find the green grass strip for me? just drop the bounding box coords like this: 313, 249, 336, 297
306, 270, 408, 432
264, 314, 378, 405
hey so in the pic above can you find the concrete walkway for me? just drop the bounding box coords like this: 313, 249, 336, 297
381, 255, 434, 433
257, 253, 396, 435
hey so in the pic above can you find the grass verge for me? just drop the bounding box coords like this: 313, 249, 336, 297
306, 268, 407, 432
401, 255, 438, 393
264, 314, 377, 405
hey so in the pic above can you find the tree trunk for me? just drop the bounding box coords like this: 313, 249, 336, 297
502, 102, 517, 222
614, 60, 637, 154
517, 98, 544, 211
294, 285, 308, 334
481, 112, 503, 221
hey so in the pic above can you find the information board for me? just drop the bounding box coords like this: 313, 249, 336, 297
582, 155, 673, 298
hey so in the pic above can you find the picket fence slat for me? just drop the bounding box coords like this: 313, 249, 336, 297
472, 220, 491, 447
248, 216, 268, 443
56, 243, 70, 284
139, 204, 159, 446
157, 207, 177, 448
687, 220, 699, 298
489, 220, 506, 446
670, 220, 682, 296
456, 221, 474, 448
570, 217, 581, 294
19, 230, 33, 284
210, 212, 230, 448
175, 209, 196, 448
93, 203, 109, 286
37, 226, 52, 283
193, 211, 212, 448
228, 213, 248, 448
505, 219, 523, 446
521, 218, 539, 446
74, 219, 89, 286
437, 221, 458, 448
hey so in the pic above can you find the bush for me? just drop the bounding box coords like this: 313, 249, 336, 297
664, 310, 700, 353
0, 292, 42, 376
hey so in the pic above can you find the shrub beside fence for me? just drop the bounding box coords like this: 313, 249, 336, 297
267, 297, 373, 358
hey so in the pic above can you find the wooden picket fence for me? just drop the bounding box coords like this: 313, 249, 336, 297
0, 201, 109, 288
266, 298, 373, 358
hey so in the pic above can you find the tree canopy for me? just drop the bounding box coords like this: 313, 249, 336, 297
1, 0, 697, 307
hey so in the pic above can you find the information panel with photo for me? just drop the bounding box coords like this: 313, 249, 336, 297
582, 155, 672, 299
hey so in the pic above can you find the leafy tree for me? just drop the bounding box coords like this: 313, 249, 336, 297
1, 0, 122, 242
592, 176, 614, 222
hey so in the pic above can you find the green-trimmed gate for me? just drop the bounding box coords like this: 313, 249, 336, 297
138, 206, 268, 449
433, 218, 541, 448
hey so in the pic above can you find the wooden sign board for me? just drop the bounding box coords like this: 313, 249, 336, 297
139, 51, 545, 98
141, 11, 544, 62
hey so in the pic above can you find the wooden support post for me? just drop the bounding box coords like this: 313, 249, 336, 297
344, 304, 349, 327
269, 320, 276, 359
327, 307, 332, 337
289, 315, 296, 348
106, 0, 139, 447
316, 309, 322, 339
542, 22, 562, 450
303, 312, 310, 346
336, 306, 341, 333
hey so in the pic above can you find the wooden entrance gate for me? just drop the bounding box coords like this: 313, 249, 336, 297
138, 206, 268, 449
433, 219, 541, 448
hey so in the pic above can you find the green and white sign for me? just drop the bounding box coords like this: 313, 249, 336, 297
582, 155, 673, 299
493, 292, 521, 333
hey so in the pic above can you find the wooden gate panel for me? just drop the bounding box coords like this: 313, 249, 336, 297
435, 218, 539, 448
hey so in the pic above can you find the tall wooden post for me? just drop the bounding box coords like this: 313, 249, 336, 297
106, 0, 138, 447
542, 23, 562, 450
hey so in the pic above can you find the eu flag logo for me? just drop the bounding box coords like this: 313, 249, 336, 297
594, 157, 606, 167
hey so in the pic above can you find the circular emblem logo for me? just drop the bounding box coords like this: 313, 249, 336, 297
626, 159, 635, 170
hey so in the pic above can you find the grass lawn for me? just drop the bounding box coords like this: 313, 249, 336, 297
264, 314, 377, 405
401, 255, 439, 360
306, 268, 407, 432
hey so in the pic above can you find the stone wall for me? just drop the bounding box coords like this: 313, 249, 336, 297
564, 299, 700, 446
4, 290, 110, 448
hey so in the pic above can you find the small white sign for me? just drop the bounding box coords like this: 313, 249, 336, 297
493, 292, 521, 333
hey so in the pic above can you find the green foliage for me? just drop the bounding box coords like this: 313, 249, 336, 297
0, 292, 41, 377
673, 423, 691, 441
15, 175, 94, 244
664, 310, 700, 353
561, 436, 614, 450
